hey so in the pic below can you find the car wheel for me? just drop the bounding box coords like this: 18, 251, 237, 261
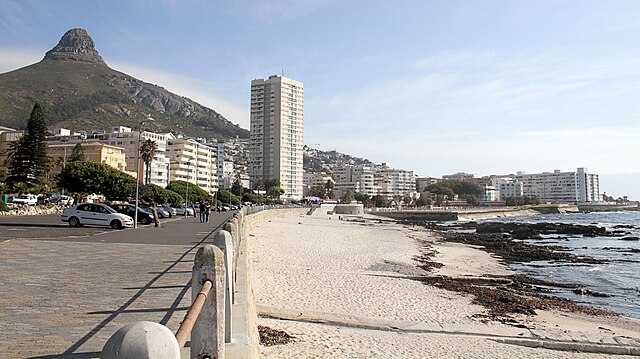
68, 217, 80, 227
141, 216, 151, 225
110, 220, 123, 229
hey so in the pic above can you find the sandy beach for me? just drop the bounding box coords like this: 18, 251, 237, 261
249, 213, 640, 358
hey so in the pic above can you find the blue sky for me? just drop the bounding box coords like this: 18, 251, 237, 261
1, 0, 639, 198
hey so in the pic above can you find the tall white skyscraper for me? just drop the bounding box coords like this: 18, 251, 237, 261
249, 75, 304, 198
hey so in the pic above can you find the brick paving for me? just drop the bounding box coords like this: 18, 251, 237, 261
0, 215, 232, 359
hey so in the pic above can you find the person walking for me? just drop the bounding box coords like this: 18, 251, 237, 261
204, 201, 211, 223
199, 202, 206, 223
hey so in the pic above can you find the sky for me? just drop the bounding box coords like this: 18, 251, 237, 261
1, 0, 639, 199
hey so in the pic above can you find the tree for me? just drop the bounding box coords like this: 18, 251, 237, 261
218, 188, 241, 205
230, 177, 245, 197
57, 160, 136, 201
415, 197, 428, 207
324, 179, 334, 199
505, 196, 540, 206
253, 179, 265, 191
309, 185, 326, 198
69, 143, 85, 162
7, 103, 50, 185
340, 191, 354, 203
372, 195, 389, 208
265, 178, 284, 199
166, 180, 210, 204
139, 139, 158, 185
141, 184, 183, 205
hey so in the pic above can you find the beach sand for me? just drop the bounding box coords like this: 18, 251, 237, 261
249, 214, 640, 358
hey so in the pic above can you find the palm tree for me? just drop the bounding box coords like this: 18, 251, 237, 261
139, 139, 158, 185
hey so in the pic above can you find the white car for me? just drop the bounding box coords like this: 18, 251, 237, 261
12, 194, 38, 205
61, 203, 134, 229
174, 205, 195, 216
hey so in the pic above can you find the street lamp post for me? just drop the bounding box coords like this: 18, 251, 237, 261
134, 114, 154, 229
185, 161, 191, 217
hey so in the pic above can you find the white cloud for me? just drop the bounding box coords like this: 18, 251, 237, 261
0, 48, 43, 73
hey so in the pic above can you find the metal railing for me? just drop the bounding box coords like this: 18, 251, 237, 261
101, 211, 242, 359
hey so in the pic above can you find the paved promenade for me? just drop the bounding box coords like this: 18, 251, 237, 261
0, 212, 233, 358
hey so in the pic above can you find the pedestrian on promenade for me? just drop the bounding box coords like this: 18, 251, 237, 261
204, 201, 211, 223
199, 202, 206, 223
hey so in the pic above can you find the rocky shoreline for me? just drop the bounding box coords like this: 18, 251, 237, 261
404, 219, 627, 322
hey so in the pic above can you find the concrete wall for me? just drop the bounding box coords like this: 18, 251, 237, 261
230, 207, 308, 358
314, 204, 364, 216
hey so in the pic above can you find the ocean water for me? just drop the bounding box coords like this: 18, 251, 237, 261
481, 211, 640, 319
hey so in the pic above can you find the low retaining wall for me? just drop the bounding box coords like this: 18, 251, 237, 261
0, 204, 65, 216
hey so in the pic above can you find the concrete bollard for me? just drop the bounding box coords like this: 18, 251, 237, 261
223, 218, 239, 282
100, 321, 180, 359
213, 230, 234, 343
192, 245, 225, 359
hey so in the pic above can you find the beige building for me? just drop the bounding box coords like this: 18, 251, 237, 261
0, 128, 21, 180
166, 137, 219, 195
249, 75, 304, 199
47, 141, 127, 174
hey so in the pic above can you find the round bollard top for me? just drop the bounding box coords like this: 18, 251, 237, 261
101, 321, 180, 359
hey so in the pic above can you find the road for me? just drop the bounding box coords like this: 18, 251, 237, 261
0, 210, 235, 358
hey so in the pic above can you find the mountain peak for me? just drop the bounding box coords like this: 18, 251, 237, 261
43, 28, 105, 64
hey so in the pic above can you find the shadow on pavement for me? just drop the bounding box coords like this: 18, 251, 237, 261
55, 217, 230, 357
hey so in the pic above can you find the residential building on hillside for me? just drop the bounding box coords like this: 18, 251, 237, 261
480, 185, 498, 202
166, 137, 219, 195
491, 177, 524, 200
375, 163, 416, 199
303, 172, 334, 197
333, 165, 378, 199
516, 168, 601, 203
443, 172, 475, 181
98, 126, 173, 187
249, 75, 304, 199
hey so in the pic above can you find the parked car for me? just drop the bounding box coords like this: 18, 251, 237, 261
61, 203, 133, 229
110, 204, 155, 225
142, 207, 171, 218
174, 205, 195, 216
161, 206, 177, 217
38, 192, 62, 204
12, 194, 38, 205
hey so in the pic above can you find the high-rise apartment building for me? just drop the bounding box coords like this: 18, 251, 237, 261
249, 75, 304, 199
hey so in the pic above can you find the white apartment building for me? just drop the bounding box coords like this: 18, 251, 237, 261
249, 75, 304, 199
303, 172, 334, 197
166, 138, 219, 195
333, 165, 378, 199
375, 164, 416, 199
100, 126, 173, 187
516, 168, 601, 204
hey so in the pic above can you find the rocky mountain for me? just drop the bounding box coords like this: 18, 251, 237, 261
0, 28, 248, 140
